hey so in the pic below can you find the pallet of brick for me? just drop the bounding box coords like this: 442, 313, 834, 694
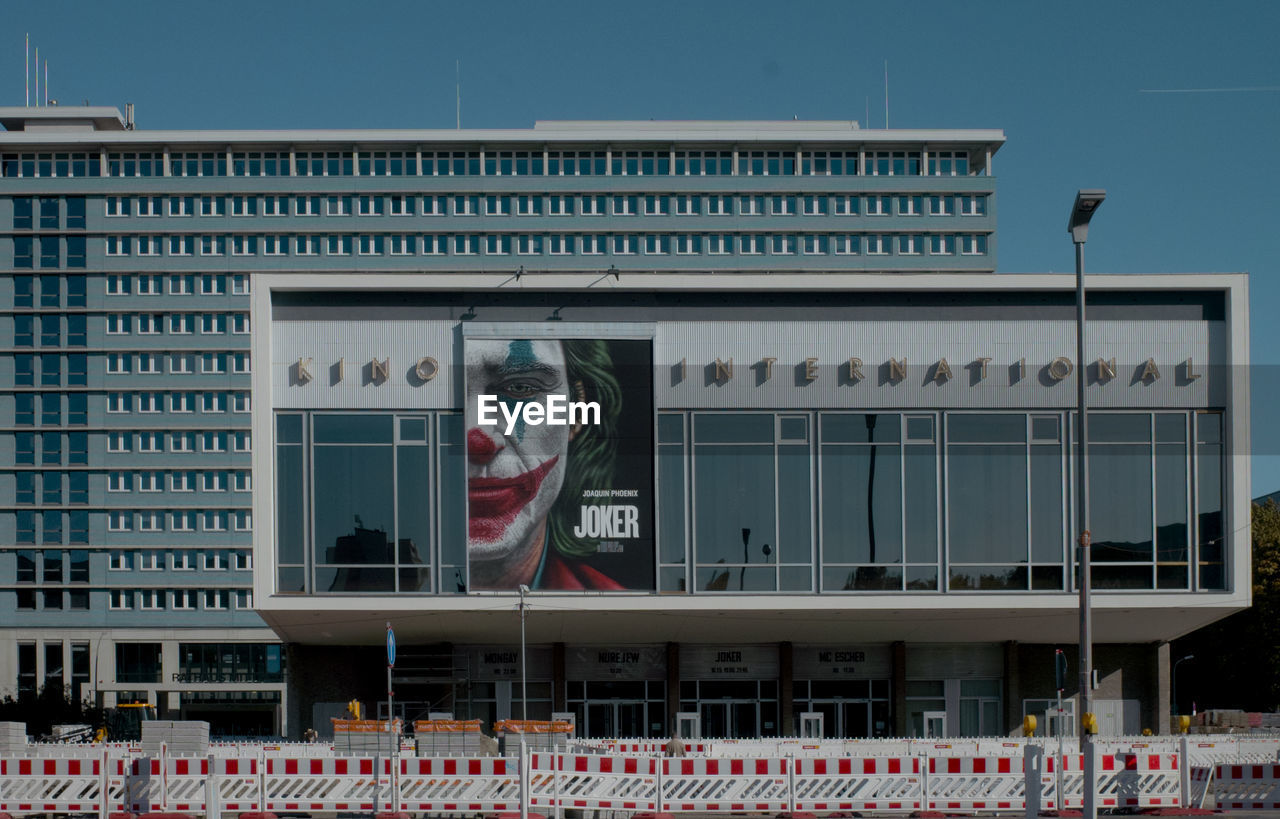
331, 718, 403, 756
413, 719, 488, 756
0, 721, 28, 755
494, 720, 574, 756
141, 720, 210, 756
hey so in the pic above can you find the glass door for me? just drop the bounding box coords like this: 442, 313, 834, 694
699, 700, 759, 738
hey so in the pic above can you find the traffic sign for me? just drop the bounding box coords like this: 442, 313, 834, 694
386, 623, 396, 667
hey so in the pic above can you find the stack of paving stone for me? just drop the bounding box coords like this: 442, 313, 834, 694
413, 719, 490, 756
141, 720, 210, 756
494, 720, 574, 756
0, 721, 28, 754
331, 718, 403, 756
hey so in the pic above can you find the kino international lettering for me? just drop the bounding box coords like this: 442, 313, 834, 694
290, 355, 1201, 387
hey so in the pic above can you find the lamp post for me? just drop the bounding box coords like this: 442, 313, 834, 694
1069, 188, 1105, 819
518, 584, 530, 720
1172, 654, 1195, 716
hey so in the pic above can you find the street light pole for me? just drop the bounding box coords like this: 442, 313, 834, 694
518, 584, 530, 720
1069, 188, 1106, 819
1172, 654, 1195, 716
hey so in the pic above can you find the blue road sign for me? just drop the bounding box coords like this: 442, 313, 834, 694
387, 625, 396, 667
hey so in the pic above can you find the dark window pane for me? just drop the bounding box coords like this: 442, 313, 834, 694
948, 414, 1026, 443
1197, 442, 1224, 589
314, 414, 393, 444
949, 565, 1028, 591
313, 445, 394, 566
694, 444, 775, 565
1156, 443, 1188, 562
821, 445, 902, 563
1089, 444, 1153, 562
823, 565, 903, 591
276, 413, 303, 444
777, 444, 812, 564
275, 445, 305, 565
947, 444, 1028, 563
396, 445, 432, 589
1030, 448, 1064, 563
904, 445, 937, 563
694, 413, 773, 443
658, 446, 686, 563
1090, 413, 1151, 443
822, 413, 900, 444
1092, 564, 1153, 590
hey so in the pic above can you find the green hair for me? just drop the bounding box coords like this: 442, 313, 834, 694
547, 339, 622, 558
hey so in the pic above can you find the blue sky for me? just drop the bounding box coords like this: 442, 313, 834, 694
9, 0, 1280, 492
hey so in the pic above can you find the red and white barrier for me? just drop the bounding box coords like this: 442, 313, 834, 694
1213, 763, 1280, 810
0, 745, 1211, 818
528, 752, 658, 812
924, 756, 1024, 812
792, 756, 922, 812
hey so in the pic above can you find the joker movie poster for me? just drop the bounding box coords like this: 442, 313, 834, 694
464, 337, 654, 591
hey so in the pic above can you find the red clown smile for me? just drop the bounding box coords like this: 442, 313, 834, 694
468, 455, 560, 541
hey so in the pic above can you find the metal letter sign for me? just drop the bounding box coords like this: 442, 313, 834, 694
387, 624, 396, 668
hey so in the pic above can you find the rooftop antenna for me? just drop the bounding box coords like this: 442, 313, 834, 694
865, 96, 869, 131
25, 34, 29, 106
456, 59, 461, 129
884, 59, 889, 128
35, 45, 38, 107
44, 58, 48, 107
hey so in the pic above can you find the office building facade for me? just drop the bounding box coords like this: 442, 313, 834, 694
0, 109, 1248, 739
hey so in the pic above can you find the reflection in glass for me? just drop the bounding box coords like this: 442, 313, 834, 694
1088, 444, 1153, 562
694, 444, 776, 566
822, 445, 902, 564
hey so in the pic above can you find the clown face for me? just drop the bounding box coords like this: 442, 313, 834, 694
465, 338, 572, 587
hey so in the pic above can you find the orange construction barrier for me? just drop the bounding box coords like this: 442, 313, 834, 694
493, 720, 575, 735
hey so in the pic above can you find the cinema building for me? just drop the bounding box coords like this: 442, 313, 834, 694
0, 110, 1249, 740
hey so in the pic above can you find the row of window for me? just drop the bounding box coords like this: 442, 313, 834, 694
276, 410, 1224, 595
13, 351, 250, 384
11, 274, 249, 308
102, 312, 251, 335
108, 548, 252, 570
14, 469, 252, 500
102, 193, 989, 219
12, 197, 85, 229
101, 232, 990, 258
107, 391, 251, 413
12, 587, 250, 612
13, 235, 86, 268
13, 547, 250, 575
16, 313, 249, 345
13, 507, 251, 540
107, 509, 252, 532
104, 430, 252, 453
108, 589, 253, 611
3, 149, 976, 178
14, 392, 248, 426
13, 429, 251, 464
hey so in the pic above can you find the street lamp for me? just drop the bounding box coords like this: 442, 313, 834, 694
1069, 188, 1105, 819
518, 584, 530, 720
1172, 654, 1195, 716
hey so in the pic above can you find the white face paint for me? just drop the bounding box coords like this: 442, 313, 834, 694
465, 339, 571, 576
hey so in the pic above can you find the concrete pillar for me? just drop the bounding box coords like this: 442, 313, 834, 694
666, 642, 680, 735
891, 641, 907, 736
1152, 641, 1171, 735
779, 641, 794, 736
1004, 641, 1020, 736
